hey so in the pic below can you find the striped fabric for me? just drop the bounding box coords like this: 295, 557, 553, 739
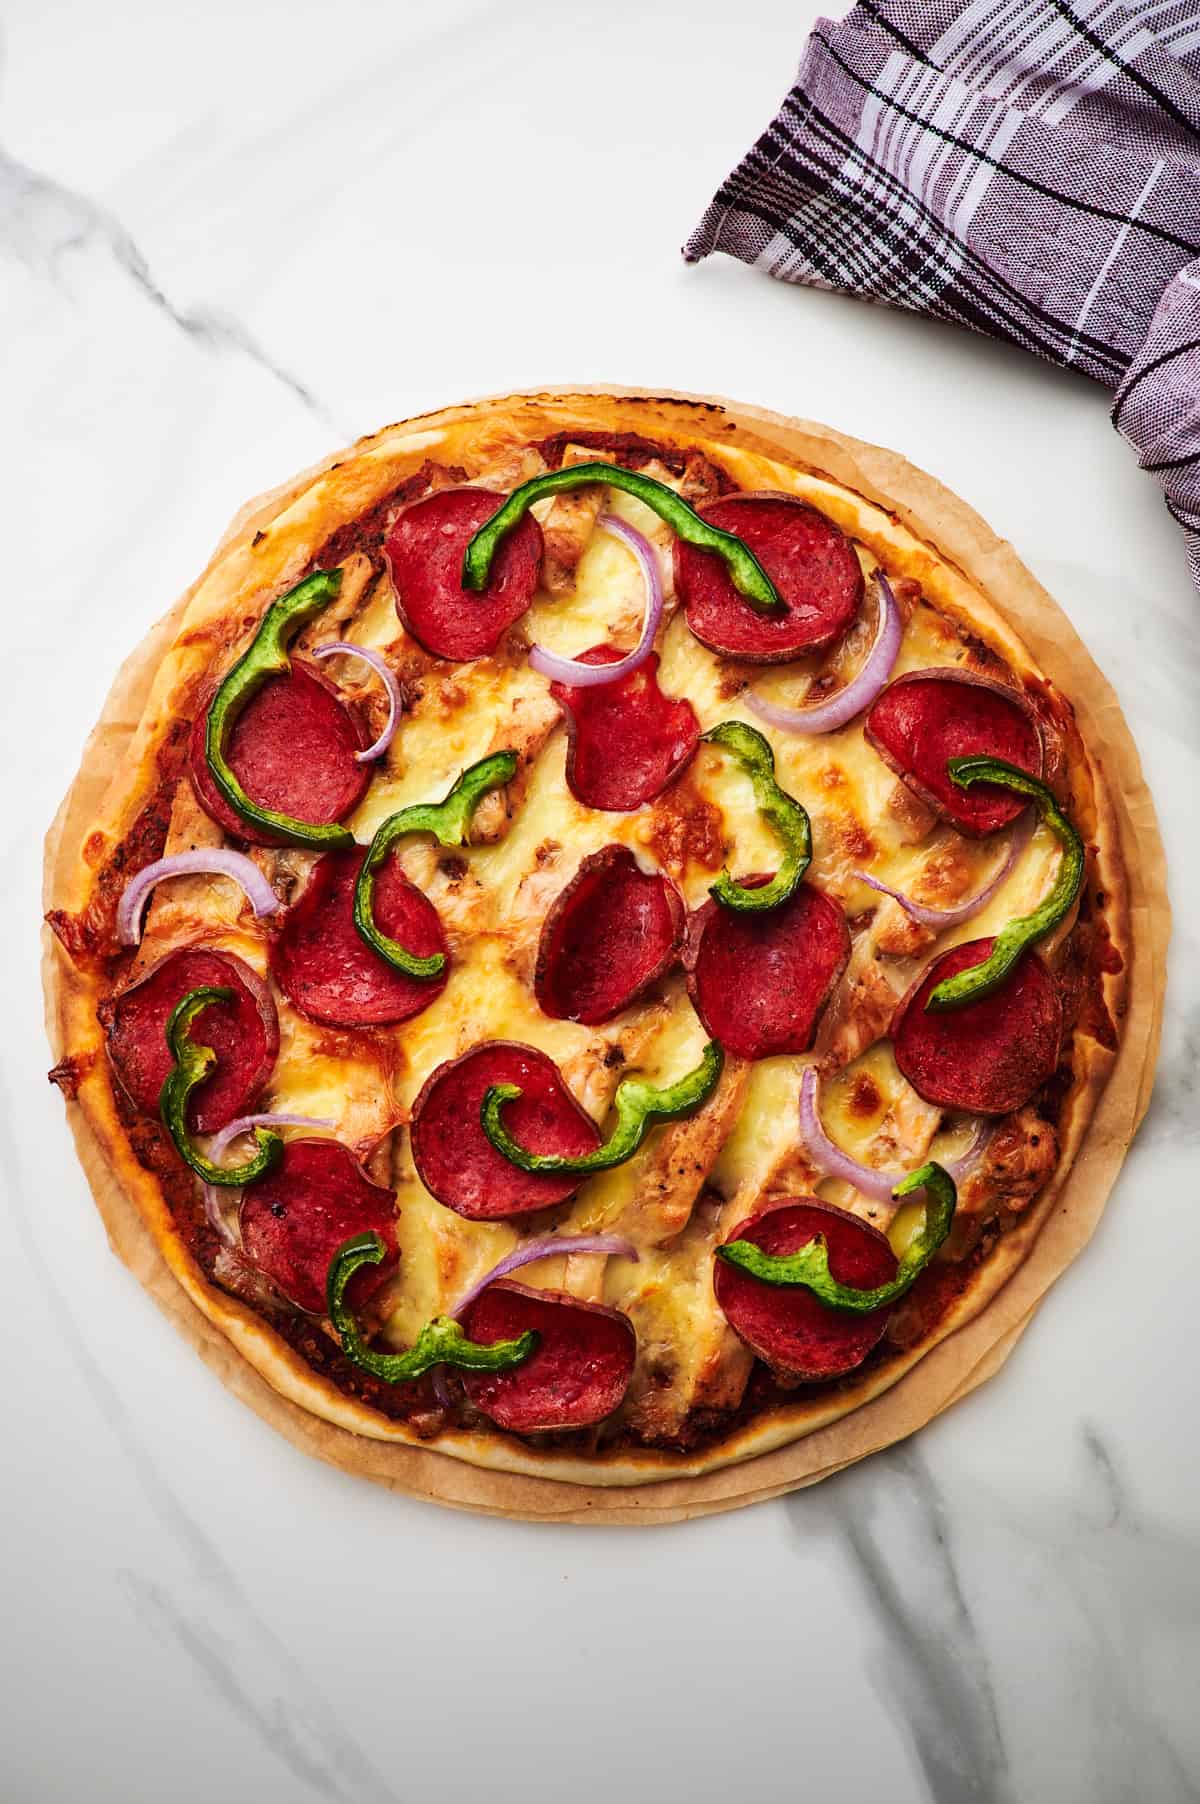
686, 1, 1200, 588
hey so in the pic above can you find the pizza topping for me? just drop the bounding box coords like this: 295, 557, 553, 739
853, 804, 1037, 932
746, 572, 902, 733
865, 670, 1043, 836
535, 846, 684, 1025
923, 759, 1084, 1010
411, 1041, 604, 1218
797, 1066, 991, 1202
103, 947, 278, 1133
116, 849, 282, 946
200, 1112, 333, 1245
463, 463, 783, 616
160, 988, 283, 1186
553, 648, 699, 811
196, 569, 373, 849
385, 487, 544, 661
892, 939, 1063, 1114
459, 1280, 637, 1431
239, 1140, 398, 1316
714, 1200, 898, 1380
481, 1040, 723, 1176
327, 1233, 537, 1380
686, 881, 849, 1061
271, 846, 448, 1028
701, 721, 812, 912
451, 1233, 639, 1317
676, 492, 864, 662
529, 514, 663, 687
310, 641, 401, 762
717, 1163, 955, 1318
354, 750, 516, 979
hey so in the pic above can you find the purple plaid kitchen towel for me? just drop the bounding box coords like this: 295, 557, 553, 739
685, 0, 1200, 587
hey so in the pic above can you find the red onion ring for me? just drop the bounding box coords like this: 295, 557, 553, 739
117, 851, 282, 947
200, 1113, 333, 1245
528, 515, 663, 687
746, 572, 902, 735
798, 1066, 991, 1202
451, 1233, 638, 1320
852, 806, 1036, 931
312, 641, 401, 762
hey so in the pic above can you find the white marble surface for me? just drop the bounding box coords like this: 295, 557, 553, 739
3, 3, 1198, 1799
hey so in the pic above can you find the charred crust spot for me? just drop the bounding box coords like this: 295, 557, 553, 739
252, 529, 267, 547
47, 1054, 90, 1099
308, 460, 468, 572
603, 1044, 626, 1069
438, 855, 468, 883
532, 430, 738, 495
846, 1072, 882, 1119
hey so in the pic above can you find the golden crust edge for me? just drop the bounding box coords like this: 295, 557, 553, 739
43, 387, 1164, 1520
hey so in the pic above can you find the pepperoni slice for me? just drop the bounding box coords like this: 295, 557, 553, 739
459, 1280, 636, 1431
535, 846, 684, 1025
384, 488, 544, 661
865, 669, 1043, 837
552, 647, 699, 811
189, 661, 371, 847
239, 1138, 398, 1315
891, 936, 1062, 1114
410, 1042, 602, 1220
270, 847, 448, 1029
102, 946, 278, 1133
686, 879, 850, 1061
714, 1199, 897, 1381
675, 492, 863, 662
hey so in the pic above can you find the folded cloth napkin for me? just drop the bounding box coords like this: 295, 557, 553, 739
686, 0, 1200, 587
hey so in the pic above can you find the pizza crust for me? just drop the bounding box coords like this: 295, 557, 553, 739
43, 390, 1165, 1521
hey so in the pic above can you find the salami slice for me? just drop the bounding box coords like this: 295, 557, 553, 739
675, 492, 863, 662
891, 936, 1062, 1114
384, 487, 544, 661
239, 1138, 398, 1315
102, 946, 278, 1133
459, 1280, 636, 1431
270, 847, 448, 1029
535, 846, 684, 1025
189, 661, 371, 847
410, 1042, 602, 1219
686, 879, 849, 1061
865, 669, 1043, 836
714, 1199, 897, 1381
552, 647, 699, 811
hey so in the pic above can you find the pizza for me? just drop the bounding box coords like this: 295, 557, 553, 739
43, 389, 1155, 1506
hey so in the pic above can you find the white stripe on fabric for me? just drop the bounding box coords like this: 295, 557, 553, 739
1064, 157, 1166, 361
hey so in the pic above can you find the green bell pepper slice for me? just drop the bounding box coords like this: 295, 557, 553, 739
701, 720, 812, 912
481, 1040, 724, 1176
159, 988, 283, 1186
326, 1231, 537, 1382
715, 1162, 957, 1313
352, 750, 518, 979
461, 463, 783, 615
926, 757, 1085, 1012
204, 568, 354, 849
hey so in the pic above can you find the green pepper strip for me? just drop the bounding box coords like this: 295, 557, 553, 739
701, 721, 812, 913
461, 463, 784, 615
326, 1231, 537, 1381
715, 1162, 957, 1314
352, 750, 518, 978
204, 568, 353, 850
481, 1040, 724, 1176
925, 756, 1085, 1013
159, 988, 283, 1186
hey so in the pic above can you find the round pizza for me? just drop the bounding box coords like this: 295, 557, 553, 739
43, 390, 1161, 1510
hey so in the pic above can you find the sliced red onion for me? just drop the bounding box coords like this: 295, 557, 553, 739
451, 1233, 638, 1319
117, 851, 281, 947
798, 1067, 990, 1202
201, 1113, 333, 1245
746, 571, 902, 735
312, 641, 401, 762
528, 515, 663, 687
852, 807, 1036, 931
